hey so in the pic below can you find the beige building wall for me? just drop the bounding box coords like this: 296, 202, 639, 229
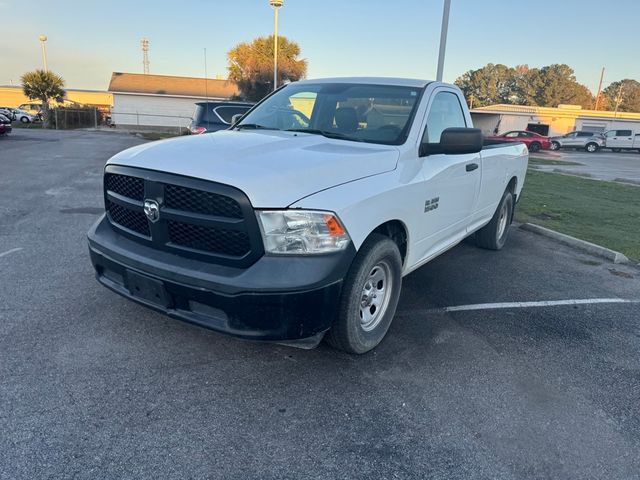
0, 86, 112, 109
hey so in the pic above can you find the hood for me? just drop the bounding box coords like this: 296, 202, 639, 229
107, 130, 399, 207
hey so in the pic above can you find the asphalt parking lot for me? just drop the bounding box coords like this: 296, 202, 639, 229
2, 129, 640, 480
537, 148, 640, 183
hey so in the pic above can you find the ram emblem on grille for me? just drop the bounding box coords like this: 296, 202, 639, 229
143, 199, 160, 223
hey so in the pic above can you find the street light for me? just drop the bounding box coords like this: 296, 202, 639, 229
39, 34, 48, 72
269, 0, 284, 91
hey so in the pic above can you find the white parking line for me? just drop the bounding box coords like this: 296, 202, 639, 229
444, 298, 639, 312
0, 248, 23, 258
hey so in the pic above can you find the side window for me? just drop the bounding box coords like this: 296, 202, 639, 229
215, 106, 251, 124
605, 131, 616, 138
518, 132, 531, 137
422, 91, 466, 144
504, 132, 519, 138
617, 130, 632, 136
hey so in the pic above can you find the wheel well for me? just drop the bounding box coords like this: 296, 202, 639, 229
507, 176, 518, 202
372, 220, 407, 265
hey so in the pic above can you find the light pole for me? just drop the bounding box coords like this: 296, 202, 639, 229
39, 35, 48, 71
436, 0, 451, 81
270, 0, 284, 91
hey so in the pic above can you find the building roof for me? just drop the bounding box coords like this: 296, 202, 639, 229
108, 72, 238, 99
471, 103, 640, 120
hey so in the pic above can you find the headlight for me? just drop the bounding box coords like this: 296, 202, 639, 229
256, 210, 351, 254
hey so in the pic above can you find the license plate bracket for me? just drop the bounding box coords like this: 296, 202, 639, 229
126, 270, 171, 308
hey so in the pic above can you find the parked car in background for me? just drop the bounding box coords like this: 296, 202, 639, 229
8, 108, 37, 123
604, 129, 640, 153
549, 131, 604, 153
189, 101, 253, 134
484, 130, 551, 152
0, 107, 13, 119
18, 103, 42, 116
0, 113, 12, 135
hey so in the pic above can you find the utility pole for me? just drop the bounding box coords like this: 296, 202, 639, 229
141, 38, 150, 74
204, 48, 209, 102
269, 0, 284, 91
594, 67, 605, 110
39, 35, 48, 71
436, 0, 451, 81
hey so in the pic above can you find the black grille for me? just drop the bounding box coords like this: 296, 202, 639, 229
105, 173, 144, 201
168, 221, 250, 256
106, 200, 150, 236
103, 168, 263, 267
165, 184, 243, 218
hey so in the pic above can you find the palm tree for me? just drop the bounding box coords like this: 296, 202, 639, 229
21, 70, 66, 128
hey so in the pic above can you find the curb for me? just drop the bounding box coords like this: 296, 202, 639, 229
520, 223, 629, 264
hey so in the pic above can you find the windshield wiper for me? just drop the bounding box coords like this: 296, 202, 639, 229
285, 128, 364, 142
235, 123, 273, 130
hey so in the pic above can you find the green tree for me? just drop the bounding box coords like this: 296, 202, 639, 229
227, 35, 307, 102
21, 69, 65, 128
455, 63, 594, 108
454, 63, 514, 107
533, 64, 593, 108
603, 79, 640, 112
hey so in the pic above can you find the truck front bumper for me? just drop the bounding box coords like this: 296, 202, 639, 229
88, 215, 355, 342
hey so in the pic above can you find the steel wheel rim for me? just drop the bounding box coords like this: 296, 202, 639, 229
587, 144, 596, 152
497, 201, 508, 240
359, 261, 393, 332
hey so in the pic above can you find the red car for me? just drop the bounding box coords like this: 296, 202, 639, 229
485, 130, 551, 152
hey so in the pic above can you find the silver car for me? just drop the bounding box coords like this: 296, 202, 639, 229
550, 131, 605, 153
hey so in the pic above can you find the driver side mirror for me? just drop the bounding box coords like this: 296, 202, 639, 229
420, 127, 483, 156
231, 113, 244, 126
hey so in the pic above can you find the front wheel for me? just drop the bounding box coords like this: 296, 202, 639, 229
326, 234, 402, 354
20, 116, 30, 123
585, 142, 599, 153
550, 141, 560, 151
475, 189, 514, 250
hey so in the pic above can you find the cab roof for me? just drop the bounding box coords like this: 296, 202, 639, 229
293, 77, 432, 88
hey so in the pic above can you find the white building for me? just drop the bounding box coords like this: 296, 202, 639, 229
471, 104, 640, 137
108, 72, 239, 132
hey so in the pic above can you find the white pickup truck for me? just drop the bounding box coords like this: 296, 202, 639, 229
604, 129, 640, 153
88, 78, 528, 353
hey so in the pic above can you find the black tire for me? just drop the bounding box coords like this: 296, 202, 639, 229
20, 116, 29, 123
529, 141, 541, 152
326, 234, 402, 354
475, 189, 514, 250
550, 141, 560, 151
585, 142, 599, 153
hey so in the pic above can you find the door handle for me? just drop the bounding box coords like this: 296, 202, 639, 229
466, 163, 479, 172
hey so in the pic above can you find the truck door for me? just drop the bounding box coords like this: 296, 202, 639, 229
606, 129, 633, 149
414, 90, 481, 260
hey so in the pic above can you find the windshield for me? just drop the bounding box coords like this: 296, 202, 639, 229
236, 82, 423, 145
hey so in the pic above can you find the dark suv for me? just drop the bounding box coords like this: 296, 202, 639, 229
189, 101, 253, 134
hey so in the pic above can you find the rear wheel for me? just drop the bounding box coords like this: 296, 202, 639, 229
475, 189, 514, 250
20, 116, 29, 123
326, 234, 402, 354
529, 142, 541, 152
585, 142, 599, 153
550, 141, 560, 151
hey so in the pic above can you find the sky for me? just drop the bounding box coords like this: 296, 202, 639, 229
1, 0, 639, 93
